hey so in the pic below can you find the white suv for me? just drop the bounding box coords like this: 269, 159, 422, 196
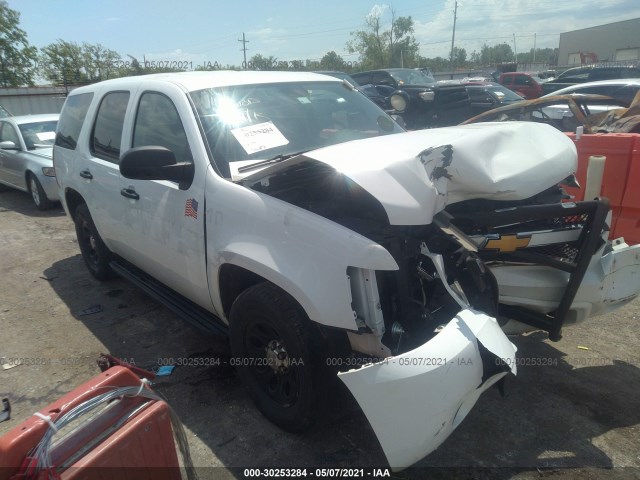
53, 72, 640, 470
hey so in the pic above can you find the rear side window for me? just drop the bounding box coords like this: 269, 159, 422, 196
132, 92, 193, 163
91, 91, 129, 163
55, 93, 94, 150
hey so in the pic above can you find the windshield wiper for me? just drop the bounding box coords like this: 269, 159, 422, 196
237, 150, 309, 174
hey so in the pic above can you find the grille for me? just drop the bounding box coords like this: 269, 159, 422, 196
525, 242, 580, 264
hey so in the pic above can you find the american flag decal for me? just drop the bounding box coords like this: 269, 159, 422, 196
185, 198, 198, 219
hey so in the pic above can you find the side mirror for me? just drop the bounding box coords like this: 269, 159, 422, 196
119, 146, 194, 190
0, 140, 18, 150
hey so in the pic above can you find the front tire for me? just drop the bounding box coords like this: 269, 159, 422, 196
28, 173, 54, 210
229, 282, 328, 432
74, 203, 115, 280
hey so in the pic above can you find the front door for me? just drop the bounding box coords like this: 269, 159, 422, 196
118, 88, 212, 310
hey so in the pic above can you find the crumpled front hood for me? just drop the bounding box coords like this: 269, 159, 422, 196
305, 122, 576, 225
243, 122, 577, 226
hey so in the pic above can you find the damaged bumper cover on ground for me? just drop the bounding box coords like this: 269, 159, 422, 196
338, 309, 517, 470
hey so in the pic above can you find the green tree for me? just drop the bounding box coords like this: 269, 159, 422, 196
419, 55, 449, 73
452, 47, 467, 69
247, 54, 279, 70
516, 47, 559, 65
39, 40, 88, 88
0, 1, 37, 86
319, 51, 347, 71
82, 43, 121, 81
480, 43, 515, 65
347, 7, 419, 69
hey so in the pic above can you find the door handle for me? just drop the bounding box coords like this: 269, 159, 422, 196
79, 170, 93, 180
120, 188, 139, 200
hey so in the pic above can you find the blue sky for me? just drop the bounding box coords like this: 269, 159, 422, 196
8, 0, 640, 68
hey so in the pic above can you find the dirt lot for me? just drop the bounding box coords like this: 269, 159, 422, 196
1, 188, 639, 479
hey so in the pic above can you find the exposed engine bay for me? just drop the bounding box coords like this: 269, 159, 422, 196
243, 158, 500, 355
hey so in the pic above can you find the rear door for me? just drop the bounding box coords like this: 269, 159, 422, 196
82, 90, 135, 249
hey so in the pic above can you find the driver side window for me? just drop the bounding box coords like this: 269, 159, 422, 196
133, 92, 193, 164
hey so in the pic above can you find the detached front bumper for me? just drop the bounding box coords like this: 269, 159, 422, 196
338, 309, 516, 470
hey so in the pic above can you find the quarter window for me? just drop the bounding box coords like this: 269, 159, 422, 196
91, 91, 129, 163
132, 92, 192, 163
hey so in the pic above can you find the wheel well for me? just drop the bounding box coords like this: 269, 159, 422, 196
220, 264, 351, 359
65, 189, 85, 221
218, 264, 265, 318
24, 170, 34, 189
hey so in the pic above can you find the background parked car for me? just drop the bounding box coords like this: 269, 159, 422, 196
542, 65, 640, 95
464, 82, 524, 115
351, 68, 471, 129
498, 72, 545, 99
315, 70, 394, 110
0, 113, 59, 209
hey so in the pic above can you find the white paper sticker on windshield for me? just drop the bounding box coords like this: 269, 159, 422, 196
36, 132, 56, 142
231, 121, 289, 155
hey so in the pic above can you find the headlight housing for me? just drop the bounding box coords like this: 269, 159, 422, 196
390, 93, 407, 112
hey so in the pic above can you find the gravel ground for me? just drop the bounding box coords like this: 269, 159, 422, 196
1, 188, 639, 480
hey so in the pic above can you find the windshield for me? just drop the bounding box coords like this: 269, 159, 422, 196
388, 69, 435, 85
18, 120, 58, 148
190, 81, 404, 176
487, 86, 523, 102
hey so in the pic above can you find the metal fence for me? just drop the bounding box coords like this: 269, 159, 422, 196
0, 87, 69, 116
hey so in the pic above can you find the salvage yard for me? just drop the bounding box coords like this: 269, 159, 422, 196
1, 188, 639, 479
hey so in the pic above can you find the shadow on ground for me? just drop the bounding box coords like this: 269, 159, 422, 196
41, 251, 640, 478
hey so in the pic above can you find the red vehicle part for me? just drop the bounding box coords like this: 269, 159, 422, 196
0, 367, 181, 480
498, 72, 543, 99
565, 132, 640, 245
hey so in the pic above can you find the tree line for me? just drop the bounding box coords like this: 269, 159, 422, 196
0, 1, 558, 88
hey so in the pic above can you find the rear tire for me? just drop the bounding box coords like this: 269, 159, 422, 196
74, 203, 115, 280
229, 282, 329, 432
28, 173, 54, 210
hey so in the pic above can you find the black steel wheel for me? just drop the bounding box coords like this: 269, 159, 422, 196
229, 282, 328, 432
74, 203, 115, 280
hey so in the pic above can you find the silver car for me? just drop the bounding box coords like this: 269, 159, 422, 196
0, 114, 59, 209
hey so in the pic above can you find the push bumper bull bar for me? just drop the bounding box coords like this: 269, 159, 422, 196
449, 198, 611, 341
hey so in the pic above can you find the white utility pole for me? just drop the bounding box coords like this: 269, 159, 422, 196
449, 0, 458, 73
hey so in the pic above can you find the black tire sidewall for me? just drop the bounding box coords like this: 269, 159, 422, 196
74, 203, 114, 280
229, 283, 325, 432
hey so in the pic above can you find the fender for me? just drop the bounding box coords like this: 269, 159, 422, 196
205, 166, 398, 330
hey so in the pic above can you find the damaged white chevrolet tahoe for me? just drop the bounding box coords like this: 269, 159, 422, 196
53, 72, 640, 469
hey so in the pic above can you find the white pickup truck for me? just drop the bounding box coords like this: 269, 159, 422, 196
53, 71, 640, 470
